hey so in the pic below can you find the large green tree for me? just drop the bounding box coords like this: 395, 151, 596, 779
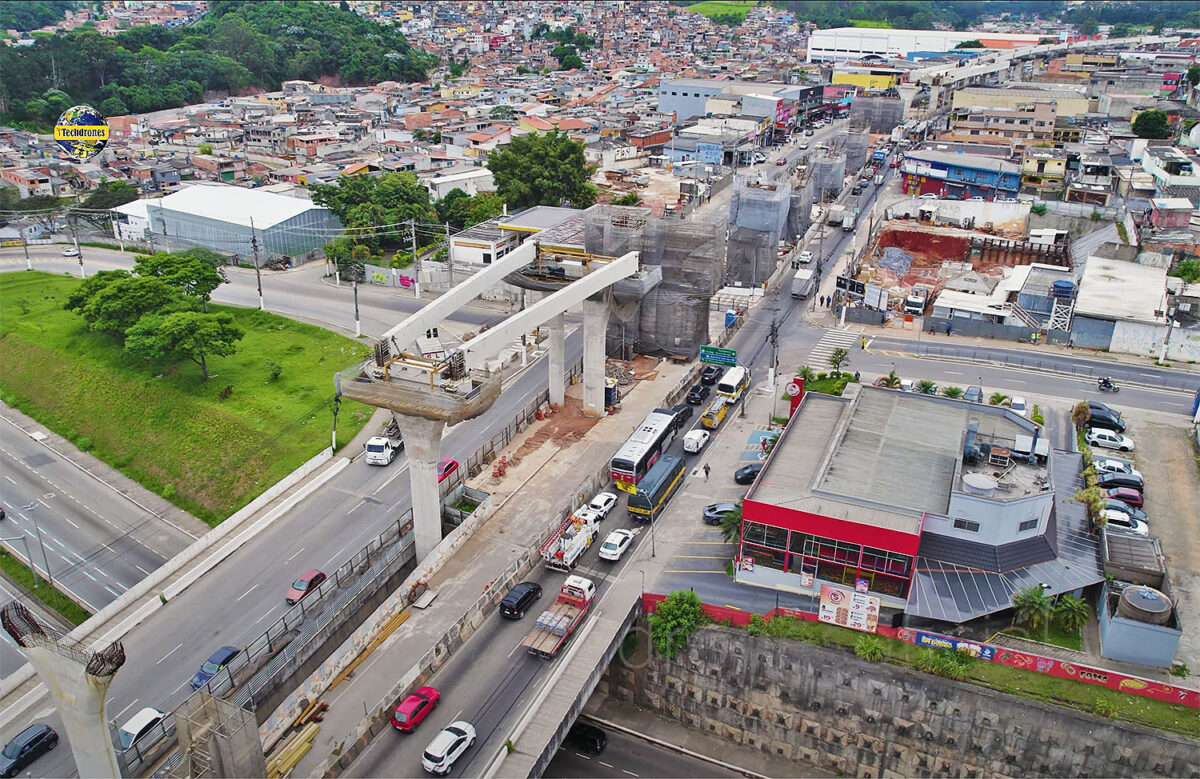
124, 311, 244, 381
133, 251, 228, 306
648, 590, 705, 659
487, 131, 596, 210
1132, 109, 1170, 139
310, 171, 438, 252
67, 274, 186, 338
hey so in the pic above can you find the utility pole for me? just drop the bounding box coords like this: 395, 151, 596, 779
19, 227, 30, 270
445, 221, 452, 286
111, 212, 124, 253
331, 396, 340, 453
69, 213, 84, 278
22, 502, 56, 607
250, 216, 264, 310
411, 219, 421, 298
146, 202, 156, 253
353, 280, 361, 338
767, 316, 780, 426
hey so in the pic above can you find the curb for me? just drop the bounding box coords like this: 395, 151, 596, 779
579, 714, 769, 779
899, 350, 1196, 394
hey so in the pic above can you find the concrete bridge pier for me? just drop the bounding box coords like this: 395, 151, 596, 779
548, 312, 566, 407
394, 415, 447, 559
582, 293, 611, 418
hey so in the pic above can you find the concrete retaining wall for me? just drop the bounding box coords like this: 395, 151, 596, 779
599, 624, 1200, 778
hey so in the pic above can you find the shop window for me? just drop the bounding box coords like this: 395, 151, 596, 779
763, 525, 788, 550
743, 543, 786, 571
861, 547, 911, 577
743, 522, 768, 546
786, 554, 817, 577
872, 572, 910, 599
808, 538, 860, 565
816, 559, 851, 584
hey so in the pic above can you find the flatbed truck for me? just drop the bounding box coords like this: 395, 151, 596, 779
520, 576, 597, 659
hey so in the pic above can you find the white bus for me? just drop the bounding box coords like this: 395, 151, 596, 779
717, 366, 750, 402
609, 409, 678, 493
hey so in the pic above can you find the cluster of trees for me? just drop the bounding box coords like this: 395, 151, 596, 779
486, 131, 596, 211
64, 249, 242, 381
1132, 109, 1171, 140
1062, 2, 1200, 30
550, 45, 585, 71
0, 189, 67, 228
707, 13, 747, 27
530, 24, 596, 51
0, 0, 74, 32
0, 1, 435, 126
758, 1, 1199, 31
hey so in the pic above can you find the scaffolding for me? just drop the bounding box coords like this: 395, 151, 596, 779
848, 94, 905, 133
726, 175, 791, 287
844, 130, 870, 175
813, 153, 847, 200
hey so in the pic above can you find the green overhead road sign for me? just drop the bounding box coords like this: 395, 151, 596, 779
699, 345, 738, 366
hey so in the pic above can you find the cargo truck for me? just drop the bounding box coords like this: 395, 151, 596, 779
841, 212, 856, 232
904, 286, 929, 316
539, 512, 600, 572
364, 421, 404, 465
521, 576, 597, 659
873, 173, 884, 186
827, 205, 846, 226
791, 268, 816, 299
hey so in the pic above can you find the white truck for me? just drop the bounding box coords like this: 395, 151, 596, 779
539, 512, 600, 572
841, 211, 856, 232
364, 422, 403, 466
791, 268, 817, 299
873, 172, 885, 186
904, 286, 929, 316
827, 204, 846, 226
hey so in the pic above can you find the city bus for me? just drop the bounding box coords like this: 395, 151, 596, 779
700, 397, 728, 430
627, 455, 685, 522
610, 409, 678, 493
717, 366, 751, 402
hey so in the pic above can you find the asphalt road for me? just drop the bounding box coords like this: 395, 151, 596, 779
545, 725, 740, 778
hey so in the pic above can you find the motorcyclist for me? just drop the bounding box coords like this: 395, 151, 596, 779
1098, 376, 1115, 388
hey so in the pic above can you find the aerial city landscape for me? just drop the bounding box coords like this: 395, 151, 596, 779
0, 0, 1199, 776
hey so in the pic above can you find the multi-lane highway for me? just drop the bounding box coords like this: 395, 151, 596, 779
546, 722, 742, 778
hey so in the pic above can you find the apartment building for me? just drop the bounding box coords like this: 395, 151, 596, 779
948, 101, 1056, 147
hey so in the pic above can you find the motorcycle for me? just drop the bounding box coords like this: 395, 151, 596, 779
1098, 378, 1119, 393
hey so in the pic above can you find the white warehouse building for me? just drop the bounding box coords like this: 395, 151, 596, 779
110, 182, 342, 262
806, 28, 1045, 63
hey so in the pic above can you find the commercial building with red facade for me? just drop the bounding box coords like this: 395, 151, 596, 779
735, 384, 1103, 627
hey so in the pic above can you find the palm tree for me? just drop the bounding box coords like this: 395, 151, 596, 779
942, 386, 964, 399
1071, 401, 1092, 432
878, 370, 902, 388
797, 365, 816, 383
1012, 585, 1054, 639
917, 379, 938, 395
989, 392, 1011, 406
718, 504, 742, 544
828, 347, 849, 377
1054, 594, 1092, 633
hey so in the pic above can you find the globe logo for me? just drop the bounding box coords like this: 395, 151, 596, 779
53, 105, 109, 161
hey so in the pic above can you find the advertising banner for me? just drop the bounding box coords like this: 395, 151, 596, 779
817, 584, 880, 633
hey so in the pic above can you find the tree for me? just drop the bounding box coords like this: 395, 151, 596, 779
1054, 594, 1092, 633
198, 142, 214, 155
611, 192, 641, 206
70, 275, 186, 338
1151, 13, 1167, 34
559, 53, 584, 71
1110, 22, 1136, 37
827, 347, 849, 376
989, 392, 1010, 406
1188, 65, 1200, 88
917, 379, 938, 395
1133, 109, 1171, 139
310, 171, 438, 252
1071, 401, 1092, 432
955, 39, 984, 48
1012, 585, 1054, 638
1078, 18, 1099, 35
797, 365, 817, 384
489, 104, 516, 120
487, 131, 596, 210
877, 370, 902, 389
1169, 258, 1200, 283
133, 251, 228, 307
718, 504, 742, 544
76, 181, 140, 226
124, 311, 244, 381
648, 590, 704, 659
941, 386, 964, 399
98, 96, 129, 117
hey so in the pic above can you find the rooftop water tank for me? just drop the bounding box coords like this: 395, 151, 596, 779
962, 473, 997, 497
1117, 586, 1173, 625
1051, 280, 1075, 299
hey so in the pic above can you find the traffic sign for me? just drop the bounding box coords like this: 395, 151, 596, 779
699, 345, 737, 366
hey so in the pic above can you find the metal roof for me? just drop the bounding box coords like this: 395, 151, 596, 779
145, 182, 327, 230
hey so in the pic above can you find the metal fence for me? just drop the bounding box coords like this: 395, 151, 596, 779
119, 512, 415, 775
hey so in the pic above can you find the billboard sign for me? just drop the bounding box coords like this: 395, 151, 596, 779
817, 584, 880, 633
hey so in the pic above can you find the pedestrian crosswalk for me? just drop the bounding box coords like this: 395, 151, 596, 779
805, 329, 860, 371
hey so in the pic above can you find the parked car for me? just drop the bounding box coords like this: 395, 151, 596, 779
804, 128, 814, 137
1008, 396, 1028, 417
967, 196, 985, 201
682, 429, 710, 453
498, 581, 542, 619
1100, 510, 1148, 537
963, 386, 983, 403
1086, 428, 1134, 452
734, 464, 762, 485
797, 250, 814, 265
1094, 459, 1143, 480
918, 193, 939, 199
61, 247, 79, 257
889, 159, 900, 168
700, 365, 723, 385
421, 721, 475, 775
598, 529, 635, 562
1103, 498, 1147, 522
285, 569, 326, 605
436, 458, 459, 483
587, 492, 618, 519
670, 404, 693, 428
797, 142, 809, 150
120, 707, 167, 752
686, 384, 711, 405
0, 724, 57, 777
1086, 408, 1126, 433
703, 502, 739, 525
1096, 471, 1144, 493
1102, 486, 1144, 508
391, 686, 440, 733
191, 646, 240, 690
565, 722, 607, 754
1088, 400, 1121, 419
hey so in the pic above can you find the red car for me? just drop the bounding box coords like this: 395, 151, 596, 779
437, 458, 459, 483
390, 686, 440, 732
285, 569, 326, 605
1103, 487, 1143, 508
889, 159, 900, 168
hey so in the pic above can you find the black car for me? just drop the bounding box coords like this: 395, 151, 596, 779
686, 384, 711, 405
734, 463, 763, 485
1096, 472, 1144, 493
962, 386, 983, 404
566, 723, 607, 754
499, 581, 542, 619
670, 404, 693, 428
1088, 400, 1121, 419
700, 365, 723, 385
703, 502, 739, 525
1086, 409, 1126, 433
1103, 499, 1148, 523
0, 724, 57, 778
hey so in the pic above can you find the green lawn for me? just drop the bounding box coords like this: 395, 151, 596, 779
683, 1, 756, 21
1001, 624, 1083, 652
0, 272, 374, 525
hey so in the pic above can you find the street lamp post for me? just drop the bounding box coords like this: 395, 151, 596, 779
636, 489, 656, 558
0, 534, 39, 587
22, 502, 55, 602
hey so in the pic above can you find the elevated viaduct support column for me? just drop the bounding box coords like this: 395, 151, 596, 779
548, 313, 566, 407
582, 294, 610, 418
394, 415, 447, 559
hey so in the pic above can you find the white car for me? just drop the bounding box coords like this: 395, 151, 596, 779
1101, 510, 1148, 537
797, 250, 814, 265
797, 142, 809, 150
598, 529, 635, 561
422, 721, 475, 775
918, 193, 939, 200
682, 428, 710, 453
587, 491, 618, 519
1095, 459, 1143, 480
62, 246, 80, 257
119, 707, 165, 750
1086, 428, 1134, 452
1009, 396, 1028, 417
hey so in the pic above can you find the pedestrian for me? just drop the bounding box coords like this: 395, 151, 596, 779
861, 336, 867, 350
1067, 337, 1075, 349
945, 321, 952, 336
819, 294, 825, 307
703, 463, 710, 481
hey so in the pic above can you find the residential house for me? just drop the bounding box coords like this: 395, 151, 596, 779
1020, 148, 1068, 200
899, 150, 1021, 199
1149, 197, 1194, 229
948, 101, 1056, 147
190, 154, 247, 183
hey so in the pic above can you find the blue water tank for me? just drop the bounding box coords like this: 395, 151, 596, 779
1051, 280, 1075, 299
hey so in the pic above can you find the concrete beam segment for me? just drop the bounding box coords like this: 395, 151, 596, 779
462, 251, 638, 370
381, 241, 536, 344
582, 293, 611, 418
548, 313, 566, 406
393, 415, 447, 560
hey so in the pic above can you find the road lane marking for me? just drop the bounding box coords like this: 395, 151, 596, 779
136, 564, 152, 576
600, 761, 613, 768
61, 516, 79, 529
324, 546, 347, 567
171, 679, 191, 697
944, 370, 963, 375
663, 569, 728, 574
236, 584, 259, 602
672, 555, 727, 559
113, 700, 139, 722
622, 770, 639, 777
285, 547, 306, 564
254, 605, 281, 625
2, 476, 14, 485
104, 585, 120, 597
157, 643, 183, 664
575, 753, 591, 760
82, 571, 98, 582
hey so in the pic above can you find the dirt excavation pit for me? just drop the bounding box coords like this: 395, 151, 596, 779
511, 393, 598, 459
